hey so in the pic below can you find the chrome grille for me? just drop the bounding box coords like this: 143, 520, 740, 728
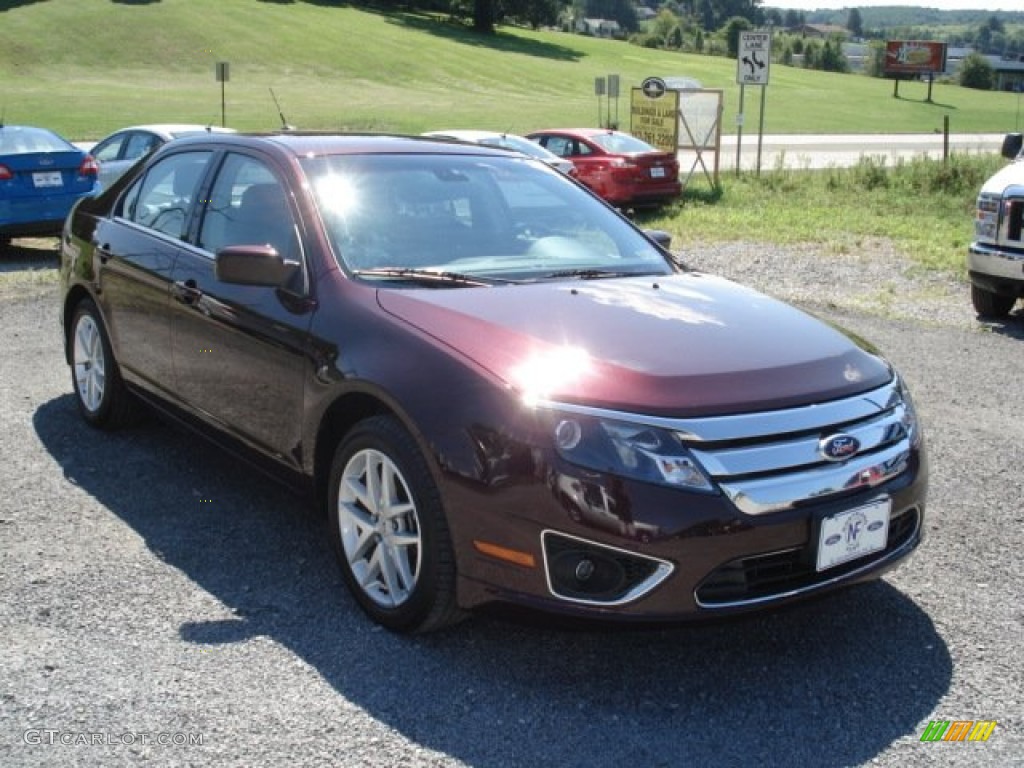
677, 379, 913, 515
992, 185, 1024, 249
1004, 196, 1023, 246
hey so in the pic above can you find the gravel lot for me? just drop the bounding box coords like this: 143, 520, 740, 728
1, 238, 1022, 768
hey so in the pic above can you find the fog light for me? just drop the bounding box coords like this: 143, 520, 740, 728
575, 558, 596, 582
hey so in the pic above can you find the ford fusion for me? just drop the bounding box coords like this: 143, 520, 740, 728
59, 133, 927, 632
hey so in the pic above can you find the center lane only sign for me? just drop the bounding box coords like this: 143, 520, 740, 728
736, 31, 771, 86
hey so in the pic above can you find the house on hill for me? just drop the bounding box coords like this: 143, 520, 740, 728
576, 18, 622, 38
988, 54, 1024, 91
791, 24, 848, 39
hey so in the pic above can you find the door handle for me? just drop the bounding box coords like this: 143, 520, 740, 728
171, 279, 202, 305
93, 242, 112, 264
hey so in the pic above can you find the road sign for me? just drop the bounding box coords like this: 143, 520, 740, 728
630, 86, 679, 153
736, 31, 771, 86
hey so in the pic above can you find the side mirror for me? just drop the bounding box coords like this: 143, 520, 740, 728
644, 229, 673, 250
216, 245, 298, 287
1001, 133, 1023, 161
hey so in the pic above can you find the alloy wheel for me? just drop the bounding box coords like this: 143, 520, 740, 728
73, 313, 106, 414
336, 448, 422, 608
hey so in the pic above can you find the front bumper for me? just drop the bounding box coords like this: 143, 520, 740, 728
969, 241, 1024, 296
450, 441, 927, 623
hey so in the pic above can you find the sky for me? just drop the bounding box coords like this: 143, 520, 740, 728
772, 1, 1020, 11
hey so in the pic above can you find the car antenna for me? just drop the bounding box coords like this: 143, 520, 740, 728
269, 88, 295, 131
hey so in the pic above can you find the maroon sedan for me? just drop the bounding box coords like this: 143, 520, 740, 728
59, 133, 925, 633
527, 128, 681, 208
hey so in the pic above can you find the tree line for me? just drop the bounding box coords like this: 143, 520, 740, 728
343, 1, 1021, 88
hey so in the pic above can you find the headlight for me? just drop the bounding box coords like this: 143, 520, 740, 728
975, 194, 1000, 241
895, 375, 923, 448
551, 413, 715, 492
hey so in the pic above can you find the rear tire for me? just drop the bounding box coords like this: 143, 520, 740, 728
69, 299, 138, 429
327, 415, 462, 633
970, 284, 1016, 318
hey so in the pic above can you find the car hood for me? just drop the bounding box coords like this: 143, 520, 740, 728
979, 160, 1024, 196
376, 273, 891, 416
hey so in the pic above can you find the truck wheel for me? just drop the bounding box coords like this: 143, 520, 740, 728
971, 285, 1016, 318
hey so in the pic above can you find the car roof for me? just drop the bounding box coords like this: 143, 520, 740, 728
531, 128, 620, 139
165, 132, 512, 159
423, 130, 509, 141
110, 124, 237, 137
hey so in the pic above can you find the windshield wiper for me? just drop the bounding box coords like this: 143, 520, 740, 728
352, 268, 515, 287
540, 268, 657, 281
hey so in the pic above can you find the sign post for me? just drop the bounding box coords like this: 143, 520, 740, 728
608, 74, 620, 129
216, 61, 230, 127
736, 31, 771, 176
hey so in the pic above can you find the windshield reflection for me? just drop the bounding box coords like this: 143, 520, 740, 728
303, 153, 673, 283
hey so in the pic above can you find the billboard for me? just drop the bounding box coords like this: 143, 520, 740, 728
884, 41, 947, 75
630, 80, 680, 153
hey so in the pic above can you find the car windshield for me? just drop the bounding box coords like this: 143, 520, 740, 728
589, 132, 659, 154
0, 126, 73, 154
302, 153, 673, 284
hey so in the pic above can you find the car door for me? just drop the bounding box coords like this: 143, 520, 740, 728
535, 135, 601, 194
90, 131, 129, 188
168, 150, 314, 465
94, 130, 163, 188
93, 149, 214, 397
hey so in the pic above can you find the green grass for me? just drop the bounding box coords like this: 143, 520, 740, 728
1, 0, 1015, 280
635, 152, 1007, 275
0, 0, 1020, 139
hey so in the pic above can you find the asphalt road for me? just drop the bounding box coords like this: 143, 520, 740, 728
1, 240, 1022, 767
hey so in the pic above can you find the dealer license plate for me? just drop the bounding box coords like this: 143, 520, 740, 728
32, 171, 63, 188
650, 167, 666, 178
816, 497, 890, 572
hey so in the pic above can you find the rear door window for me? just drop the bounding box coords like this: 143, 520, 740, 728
121, 151, 212, 240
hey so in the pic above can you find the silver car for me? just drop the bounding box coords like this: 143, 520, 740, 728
89, 124, 236, 188
423, 129, 577, 176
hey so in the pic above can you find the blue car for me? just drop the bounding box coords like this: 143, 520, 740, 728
0, 124, 100, 250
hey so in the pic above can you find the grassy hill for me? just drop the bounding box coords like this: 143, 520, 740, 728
0, 0, 1020, 140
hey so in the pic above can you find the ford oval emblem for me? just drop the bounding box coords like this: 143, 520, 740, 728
819, 433, 860, 462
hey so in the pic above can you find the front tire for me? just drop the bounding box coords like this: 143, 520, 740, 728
971, 284, 1016, 318
70, 299, 137, 428
327, 415, 461, 633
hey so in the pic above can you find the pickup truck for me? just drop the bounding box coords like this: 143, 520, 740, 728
969, 132, 1024, 317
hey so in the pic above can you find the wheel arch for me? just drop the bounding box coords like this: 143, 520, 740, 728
312, 389, 433, 516
62, 285, 101, 364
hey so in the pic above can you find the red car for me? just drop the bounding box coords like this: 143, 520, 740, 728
527, 128, 681, 208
